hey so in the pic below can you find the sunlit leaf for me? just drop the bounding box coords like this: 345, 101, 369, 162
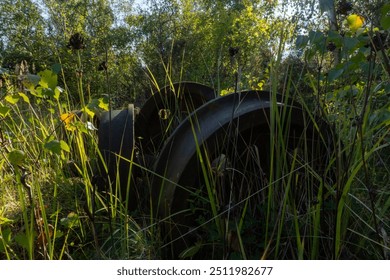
38, 69, 57, 90
82, 106, 95, 118
30, 86, 44, 98
60, 140, 70, 153
0, 216, 14, 225
98, 97, 109, 111
53, 87, 61, 100
18, 92, 30, 103
5, 94, 19, 105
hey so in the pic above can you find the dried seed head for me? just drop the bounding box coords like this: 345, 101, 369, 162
98, 61, 108, 71
229, 46, 239, 57
337, 1, 353, 16
327, 42, 337, 52
67, 33, 85, 50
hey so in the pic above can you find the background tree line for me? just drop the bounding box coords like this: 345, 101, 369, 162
1, 0, 388, 104
1, 0, 297, 106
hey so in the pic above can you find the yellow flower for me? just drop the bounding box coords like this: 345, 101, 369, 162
60, 112, 76, 131
346, 14, 364, 32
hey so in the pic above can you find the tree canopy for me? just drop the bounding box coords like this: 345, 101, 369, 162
0, 0, 389, 106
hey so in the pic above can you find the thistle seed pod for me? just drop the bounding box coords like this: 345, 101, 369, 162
327, 42, 337, 52
229, 46, 239, 57
337, 1, 353, 16
67, 33, 85, 50
98, 61, 108, 71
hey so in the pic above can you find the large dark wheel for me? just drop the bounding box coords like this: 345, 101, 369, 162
151, 91, 335, 259
97, 104, 137, 209
134, 82, 216, 157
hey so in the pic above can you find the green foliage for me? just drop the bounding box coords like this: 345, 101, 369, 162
0, 106, 10, 117
7, 150, 26, 166
0, 0, 389, 260
44, 139, 70, 157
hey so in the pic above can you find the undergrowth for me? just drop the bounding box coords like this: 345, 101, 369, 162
0, 21, 389, 259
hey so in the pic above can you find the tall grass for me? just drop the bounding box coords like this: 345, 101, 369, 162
1, 30, 389, 260
0, 55, 154, 259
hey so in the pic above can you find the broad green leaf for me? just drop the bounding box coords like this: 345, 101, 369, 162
98, 97, 109, 111
60, 140, 70, 153
53, 87, 61, 100
51, 63, 62, 74
382, 3, 390, 15
82, 106, 95, 118
381, 15, 390, 30
327, 30, 342, 42
5, 94, 20, 105
309, 30, 325, 44
42, 88, 55, 98
343, 37, 360, 52
15, 232, 34, 250
18, 92, 30, 103
38, 69, 57, 90
381, 2, 390, 29
87, 98, 100, 111
44, 139, 70, 155
327, 68, 344, 82
23, 74, 40, 90
369, 108, 390, 127
0, 106, 11, 117
44, 140, 62, 155
30, 86, 44, 98
7, 150, 26, 165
